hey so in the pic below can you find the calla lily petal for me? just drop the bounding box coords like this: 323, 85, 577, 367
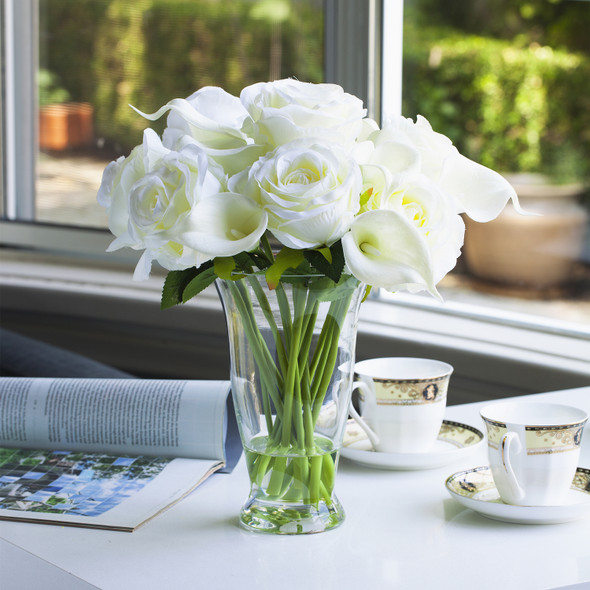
181, 193, 268, 256
342, 210, 439, 297
439, 152, 520, 222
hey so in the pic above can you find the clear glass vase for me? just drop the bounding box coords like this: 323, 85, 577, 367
216, 274, 364, 534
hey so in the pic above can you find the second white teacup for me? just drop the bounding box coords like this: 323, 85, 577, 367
349, 357, 453, 453
480, 401, 587, 506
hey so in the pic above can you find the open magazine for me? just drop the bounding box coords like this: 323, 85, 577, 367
0, 377, 241, 532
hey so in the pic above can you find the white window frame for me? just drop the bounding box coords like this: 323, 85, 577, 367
1, 0, 589, 380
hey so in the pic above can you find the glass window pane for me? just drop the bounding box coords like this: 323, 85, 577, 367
402, 0, 590, 328
36, 0, 325, 228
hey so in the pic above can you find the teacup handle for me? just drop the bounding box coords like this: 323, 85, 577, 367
500, 431, 526, 503
348, 381, 380, 450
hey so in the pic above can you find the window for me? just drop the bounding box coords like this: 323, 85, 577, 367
398, 0, 590, 335
1, 0, 589, 367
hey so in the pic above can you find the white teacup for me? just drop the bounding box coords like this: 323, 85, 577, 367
480, 401, 588, 506
348, 357, 453, 453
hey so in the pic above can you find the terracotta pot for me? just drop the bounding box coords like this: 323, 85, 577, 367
39, 102, 94, 151
464, 174, 588, 288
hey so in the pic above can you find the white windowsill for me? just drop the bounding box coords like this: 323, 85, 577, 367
1, 248, 589, 384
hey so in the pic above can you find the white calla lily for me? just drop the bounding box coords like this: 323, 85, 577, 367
342, 210, 439, 297
132, 87, 264, 175
439, 152, 520, 222
180, 193, 268, 257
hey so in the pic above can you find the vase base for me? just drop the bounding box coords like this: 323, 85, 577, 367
239, 495, 345, 534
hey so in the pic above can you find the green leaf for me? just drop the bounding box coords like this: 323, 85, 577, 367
303, 241, 345, 283
161, 268, 199, 310
265, 247, 305, 289
214, 256, 238, 280
160, 262, 219, 309
247, 251, 273, 270
233, 251, 269, 273
182, 265, 217, 302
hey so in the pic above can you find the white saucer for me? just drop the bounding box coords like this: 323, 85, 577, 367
445, 466, 590, 525
340, 419, 484, 470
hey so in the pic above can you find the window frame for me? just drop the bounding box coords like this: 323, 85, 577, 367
1, 0, 589, 380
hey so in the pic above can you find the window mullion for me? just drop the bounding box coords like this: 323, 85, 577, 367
3, 0, 37, 221
324, 0, 383, 122
381, 0, 404, 121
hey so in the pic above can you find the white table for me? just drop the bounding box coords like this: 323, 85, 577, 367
2, 386, 590, 590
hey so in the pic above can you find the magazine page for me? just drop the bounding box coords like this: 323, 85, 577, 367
0, 378, 241, 531
0, 447, 222, 531
0, 378, 231, 460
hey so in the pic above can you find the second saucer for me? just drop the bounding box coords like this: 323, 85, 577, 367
341, 419, 484, 470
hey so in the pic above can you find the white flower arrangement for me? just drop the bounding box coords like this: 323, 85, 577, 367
97, 78, 518, 304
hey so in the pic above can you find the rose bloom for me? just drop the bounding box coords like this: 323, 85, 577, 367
359, 139, 464, 287
342, 114, 520, 295
240, 78, 367, 149
237, 138, 362, 250
382, 177, 465, 285
98, 130, 222, 278
372, 115, 520, 221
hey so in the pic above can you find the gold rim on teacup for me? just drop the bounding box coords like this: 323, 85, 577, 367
354, 358, 453, 406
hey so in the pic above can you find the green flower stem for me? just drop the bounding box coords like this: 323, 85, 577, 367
275, 283, 293, 344
260, 233, 275, 262
267, 456, 288, 497
230, 281, 284, 425
252, 453, 272, 487
280, 285, 306, 448
248, 275, 288, 375
298, 295, 319, 452
231, 275, 360, 512
321, 451, 336, 492
311, 295, 353, 426
301, 364, 315, 450
309, 455, 323, 505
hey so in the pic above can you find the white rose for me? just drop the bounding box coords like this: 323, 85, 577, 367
375, 115, 519, 221
381, 177, 465, 285
97, 129, 225, 279
358, 137, 464, 285
359, 139, 421, 212
242, 138, 362, 249
132, 87, 264, 176
240, 78, 367, 148
97, 129, 168, 242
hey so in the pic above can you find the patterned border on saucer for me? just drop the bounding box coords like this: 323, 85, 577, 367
446, 466, 590, 500
445, 466, 590, 525
573, 468, 590, 493
438, 421, 484, 449
342, 419, 483, 451
445, 466, 498, 500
